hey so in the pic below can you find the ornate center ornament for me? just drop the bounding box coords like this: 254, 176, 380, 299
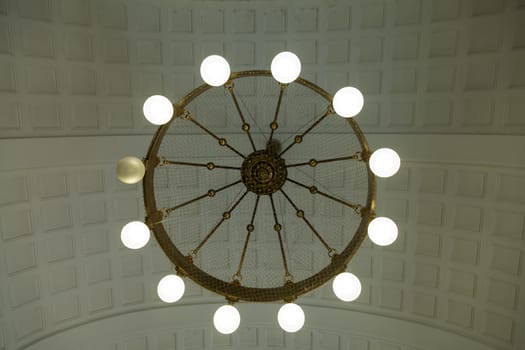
241, 149, 287, 195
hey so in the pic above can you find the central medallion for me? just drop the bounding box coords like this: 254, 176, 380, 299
241, 150, 287, 195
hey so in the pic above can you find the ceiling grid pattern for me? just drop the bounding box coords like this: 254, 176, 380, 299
1, 0, 525, 349
0, 0, 523, 137
0, 140, 524, 349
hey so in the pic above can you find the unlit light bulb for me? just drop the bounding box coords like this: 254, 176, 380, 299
200, 55, 231, 86
277, 303, 305, 333
369, 148, 401, 178
332, 272, 361, 302
116, 156, 145, 184
333, 87, 364, 118
120, 221, 150, 249
157, 274, 185, 303
143, 95, 174, 125
368, 217, 398, 246
271, 51, 301, 84
213, 305, 241, 334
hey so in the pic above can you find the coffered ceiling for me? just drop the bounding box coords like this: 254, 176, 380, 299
0, 0, 524, 350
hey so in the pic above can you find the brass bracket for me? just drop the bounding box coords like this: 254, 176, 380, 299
145, 209, 165, 228
175, 265, 188, 277
360, 149, 372, 162
144, 156, 160, 168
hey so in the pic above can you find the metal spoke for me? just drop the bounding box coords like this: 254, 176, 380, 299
182, 111, 245, 158
279, 189, 335, 256
270, 194, 292, 281
286, 177, 362, 214
226, 84, 257, 151
233, 195, 260, 281
165, 180, 242, 215
280, 106, 333, 157
192, 190, 249, 256
268, 84, 287, 143
163, 159, 240, 171
286, 153, 360, 168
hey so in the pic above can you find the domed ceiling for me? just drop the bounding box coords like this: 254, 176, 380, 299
0, 0, 524, 349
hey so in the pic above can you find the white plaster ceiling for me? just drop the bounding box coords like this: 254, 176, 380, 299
0, 0, 525, 349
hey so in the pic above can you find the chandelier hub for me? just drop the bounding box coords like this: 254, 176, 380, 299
241, 150, 287, 195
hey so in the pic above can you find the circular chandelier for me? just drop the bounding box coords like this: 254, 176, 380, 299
116, 51, 400, 334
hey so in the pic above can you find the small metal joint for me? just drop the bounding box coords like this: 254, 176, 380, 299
274, 223, 282, 232
360, 149, 372, 161
223, 212, 231, 220
218, 138, 227, 146
144, 156, 160, 168
232, 272, 242, 283
296, 210, 304, 218
175, 265, 187, 277
206, 162, 215, 170
294, 135, 303, 144
309, 186, 318, 194
270, 122, 278, 130
145, 209, 166, 227
247, 224, 255, 232
327, 248, 337, 258
242, 123, 250, 132
354, 204, 365, 216
207, 189, 216, 197
182, 110, 191, 120
308, 159, 317, 167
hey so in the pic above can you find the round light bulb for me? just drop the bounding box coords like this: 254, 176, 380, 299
333, 86, 364, 118
369, 148, 401, 178
200, 55, 231, 86
332, 272, 362, 302
277, 303, 305, 333
120, 221, 150, 249
271, 51, 301, 84
157, 274, 185, 303
368, 217, 398, 246
143, 95, 174, 125
213, 305, 241, 334
116, 156, 145, 184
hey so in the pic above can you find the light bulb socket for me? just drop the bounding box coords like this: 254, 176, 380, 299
226, 296, 239, 305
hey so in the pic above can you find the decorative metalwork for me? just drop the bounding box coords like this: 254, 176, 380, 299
241, 149, 287, 195
142, 70, 376, 303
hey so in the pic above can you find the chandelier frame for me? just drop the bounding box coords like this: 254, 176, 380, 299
142, 70, 377, 303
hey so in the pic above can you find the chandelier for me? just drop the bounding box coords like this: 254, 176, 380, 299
116, 52, 400, 334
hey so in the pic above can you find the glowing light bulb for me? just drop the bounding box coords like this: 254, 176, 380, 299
369, 148, 401, 178
333, 87, 364, 118
332, 272, 361, 302
368, 217, 398, 246
157, 274, 185, 303
213, 305, 241, 334
116, 156, 145, 184
271, 51, 301, 84
120, 221, 150, 249
200, 55, 231, 86
143, 95, 174, 125
277, 303, 305, 333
